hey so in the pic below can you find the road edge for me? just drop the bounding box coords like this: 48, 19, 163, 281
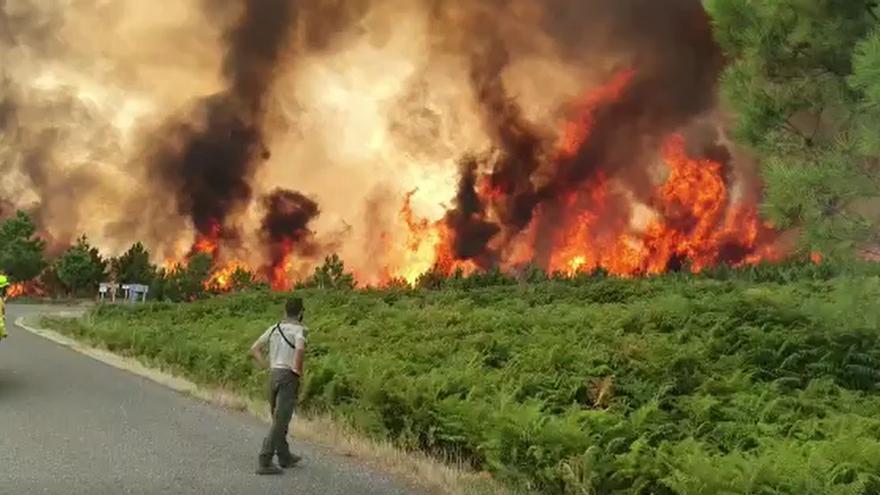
15, 312, 506, 495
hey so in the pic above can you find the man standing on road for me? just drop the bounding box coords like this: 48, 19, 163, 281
249, 296, 308, 475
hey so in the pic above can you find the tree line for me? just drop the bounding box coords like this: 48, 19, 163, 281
0, 211, 357, 301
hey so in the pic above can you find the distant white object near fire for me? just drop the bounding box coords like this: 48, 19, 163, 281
98, 282, 120, 302
99, 283, 148, 303
121, 284, 149, 303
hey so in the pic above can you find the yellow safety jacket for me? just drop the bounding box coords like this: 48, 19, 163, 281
0, 297, 6, 339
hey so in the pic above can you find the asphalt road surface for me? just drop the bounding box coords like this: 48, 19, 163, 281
0, 304, 417, 495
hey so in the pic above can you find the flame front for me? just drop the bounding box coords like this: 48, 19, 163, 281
270, 240, 295, 291
1, 1, 784, 288
204, 261, 244, 292
7, 283, 25, 299
192, 221, 222, 260
6, 282, 44, 299
382, 71, 778, 283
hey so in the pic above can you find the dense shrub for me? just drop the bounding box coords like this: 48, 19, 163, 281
45, 274, 880, 494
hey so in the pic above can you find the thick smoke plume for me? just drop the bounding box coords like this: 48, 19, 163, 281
151, 0, 297, 245
442, 0, 726, 268
0, 0, 776, 285
260, 188, 320, 288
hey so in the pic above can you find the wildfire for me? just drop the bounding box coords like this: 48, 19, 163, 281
270, 240, 295, 291
205, 260, 249, 292
380, 70, 778, 283
555, 69, 637, 160
129, 74, 781, 290
5, 281, 45, 299
4, 0, 793, 293
7, 283, 25, 299
192, 221, 222, 259
155, 68, 780, 290
543, 135, 770, 276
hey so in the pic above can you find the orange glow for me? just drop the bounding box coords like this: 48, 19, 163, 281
192, 220, 221, 259
545, 135, 771, 276
5, 281, 45, 299
271, 239, 295, 291
555, 69, 636, 160
811, 252, 823, 264
161, 258, 182, 272
7, 283, 25, 298
205, 260, 247, 292
148, 71, 780, 291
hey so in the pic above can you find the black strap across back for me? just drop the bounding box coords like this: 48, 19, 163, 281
271, 323, 298, 350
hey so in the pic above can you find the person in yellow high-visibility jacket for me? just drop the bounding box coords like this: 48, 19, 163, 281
0, 275, 9, 340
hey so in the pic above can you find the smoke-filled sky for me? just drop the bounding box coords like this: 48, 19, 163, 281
0, 0, 770, 285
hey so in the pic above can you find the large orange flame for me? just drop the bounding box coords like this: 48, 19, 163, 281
158, 70, 780, 290
192, 220, 221, 259
379, 70, 777, 283
270, 239, 295, 291
205, 260, 247, 292
545, 135, 770, 276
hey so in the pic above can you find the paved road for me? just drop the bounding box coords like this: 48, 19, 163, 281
0, 305, 416, 495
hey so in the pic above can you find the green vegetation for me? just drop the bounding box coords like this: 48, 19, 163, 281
0, 211, 47, 283
298, 254, 356, 290
706, 0, 880, 257
55, 236, 108, 296
150, 253, 212, 302
45, 265, 880, 494
111, 242, 156, 286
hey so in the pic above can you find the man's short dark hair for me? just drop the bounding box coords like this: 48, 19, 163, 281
285, 297, 304, 318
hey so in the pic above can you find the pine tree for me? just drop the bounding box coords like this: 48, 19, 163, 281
705, 0, 880, 257
304, 254, 355, 289
56, 235, 108, 296
111, 242, 156, 285
0, 211, 47, 282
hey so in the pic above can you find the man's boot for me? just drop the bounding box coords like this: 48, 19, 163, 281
256, 455, 283, 475
278, 452, 302, 468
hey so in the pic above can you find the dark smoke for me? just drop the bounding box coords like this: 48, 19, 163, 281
298, 0, 371, 52
151, 0, 297, 243
424, 0, 547, 264
468, 35, 545, 233
442, 157, 499, 267
442, 0, 724, 267
260, 188, 320, 276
